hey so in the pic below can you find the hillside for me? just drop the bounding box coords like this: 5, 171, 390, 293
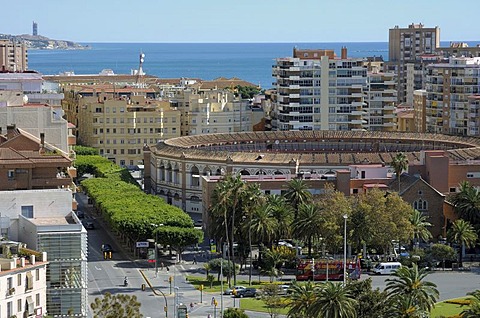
0, 33, 89, 50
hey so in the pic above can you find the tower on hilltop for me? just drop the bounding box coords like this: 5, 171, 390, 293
32, 21, 38, 36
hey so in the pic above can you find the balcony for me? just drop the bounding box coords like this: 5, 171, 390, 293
289, 94, 300, 99
31, 177, 71, 188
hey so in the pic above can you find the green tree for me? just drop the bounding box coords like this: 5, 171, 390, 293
451, 181, 480, 225
284, 179, 312, 219
308, 282, 357, 318
387, 296, 428, 318
386, 264, 439, 314
461, 290, 480, 318
155, 226, 203, 261
234, 85, 262, 99
262, 284, 284, 318
292, 203, 323, 257
223, 308, 249, 318
391, 152, 409, 192
208, 258, 238, 282
90, 292, 142, 318
73, 145, 99, 155
262, 247, 285, 282
207, 274, 215, 288
267, 194, 294, 242
347, 279, 389, 318
447, 219, 478, 267
410, 209, 432, 249
286, 281, 317, 318
428, 243, 457, 270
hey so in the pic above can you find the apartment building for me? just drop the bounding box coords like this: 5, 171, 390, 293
414, 89, 427, 132
0, 39, 28, 72
271, 47, 368, 131
0, 243, 48, 318
364, 67, 397, 131
388, 23, 440, 104
170, 88, 253, 136
425, 56, 480, 135
77, 91, 180, 166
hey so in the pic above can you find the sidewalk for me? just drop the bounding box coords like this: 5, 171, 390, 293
140, 264, 235, 318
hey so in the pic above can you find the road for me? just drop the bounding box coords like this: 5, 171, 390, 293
77, 191, 480, 317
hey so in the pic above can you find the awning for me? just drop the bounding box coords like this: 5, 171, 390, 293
26, 296, 34, 315
26, 272, 34, 290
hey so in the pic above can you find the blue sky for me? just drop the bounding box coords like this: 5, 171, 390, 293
2, 0, 478, 43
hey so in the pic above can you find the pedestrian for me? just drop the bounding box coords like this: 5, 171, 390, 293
160, 262, 164, 270
190, 302, 194, 311
208, 314, 211, 318
193, 255, 197, 264
166, 266, 170, 272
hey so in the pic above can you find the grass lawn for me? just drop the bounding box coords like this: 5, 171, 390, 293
186, 275, 270, 293
240, 298, 289, 315
431, 297, 471, 318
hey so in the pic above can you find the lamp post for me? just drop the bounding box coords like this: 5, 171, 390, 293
343, 214, 348, 286
155, 288, 168, 318
152, 223, 164, 277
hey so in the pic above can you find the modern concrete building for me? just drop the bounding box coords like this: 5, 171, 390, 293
32, 21, 38, 36
436, 42, 480, 59
388, 23, 440, 104
425, 56, 480, 136
0, 242, 48, 318
271, 47, 368, 131
0, 189, 87, 317
364, 68, 397, 131
0, 40, 28, 72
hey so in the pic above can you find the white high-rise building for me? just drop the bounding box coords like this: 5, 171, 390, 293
272, 48, 367, 131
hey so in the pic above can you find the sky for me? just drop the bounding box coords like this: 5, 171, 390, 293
2, 0, 478, 43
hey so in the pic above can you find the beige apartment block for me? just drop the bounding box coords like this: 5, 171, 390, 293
0, 39, 28, 72
365, 68, 397, 131
170, 89, 253, 136
77, 93, 180, 166
414, 89, 427, 132
388, 23, 440, 103
425, 57, 480, 136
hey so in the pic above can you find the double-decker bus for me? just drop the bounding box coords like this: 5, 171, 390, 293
296, 258, 361, 281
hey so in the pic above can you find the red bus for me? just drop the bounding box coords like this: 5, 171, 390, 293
296, 259, 361, 281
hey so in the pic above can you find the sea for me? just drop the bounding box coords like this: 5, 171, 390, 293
26, 41, 476, 90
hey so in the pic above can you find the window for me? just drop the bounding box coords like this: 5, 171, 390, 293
450, 187, 456, 193
21, 206, 34, 218
7, 301, 12, 317
17, 273, 21, 286
7, 277, 13, 289
8, 170, 15, 180
27, 272, 34, 290
18, 298, 22, 312
413, 199, 428, 211
36, 293, 40, 306
36, 268, 40, 281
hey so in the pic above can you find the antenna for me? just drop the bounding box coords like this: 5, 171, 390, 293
136, 51, 146, 87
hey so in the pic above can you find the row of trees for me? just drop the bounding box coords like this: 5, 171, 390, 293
285, 264, 438, 318
74, 150, 203, 259
207, 174, 424, 284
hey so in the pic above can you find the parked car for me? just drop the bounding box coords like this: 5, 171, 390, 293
278, 284, 291, 295
235, 288, 257, 298
76, 210, 85, 219
224, 285, 246, 295
82, 220, 94, 230
101, 244, 113, 253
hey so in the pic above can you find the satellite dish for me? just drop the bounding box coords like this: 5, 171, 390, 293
275, 140, 279, 144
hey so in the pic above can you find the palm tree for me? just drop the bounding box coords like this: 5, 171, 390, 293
286, 281, 317, 318
461, 290, 480, 318
385, 264, 439, 314
292, 203, 323, 257
266, 194, 294, 242
284, 179, 312, 219
386, 295, 428, 318
451, 181, 480, 224
391, 152, 409, 192
410, 209, 432, 249
447, 219, 478, 268
262, 247, 285, 282
308, 282, 357, 318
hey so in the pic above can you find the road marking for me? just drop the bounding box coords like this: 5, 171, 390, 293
94, 266, 102, 271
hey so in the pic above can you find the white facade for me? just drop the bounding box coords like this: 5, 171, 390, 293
272, 55, 368, 131
0, 254, 48, 318
0, 189, 88, 317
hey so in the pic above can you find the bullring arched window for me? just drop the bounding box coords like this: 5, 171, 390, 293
191, 166, 200, 187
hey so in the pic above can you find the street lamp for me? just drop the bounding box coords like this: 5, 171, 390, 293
343, 214, 348, 286
152, 223, 164, 277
